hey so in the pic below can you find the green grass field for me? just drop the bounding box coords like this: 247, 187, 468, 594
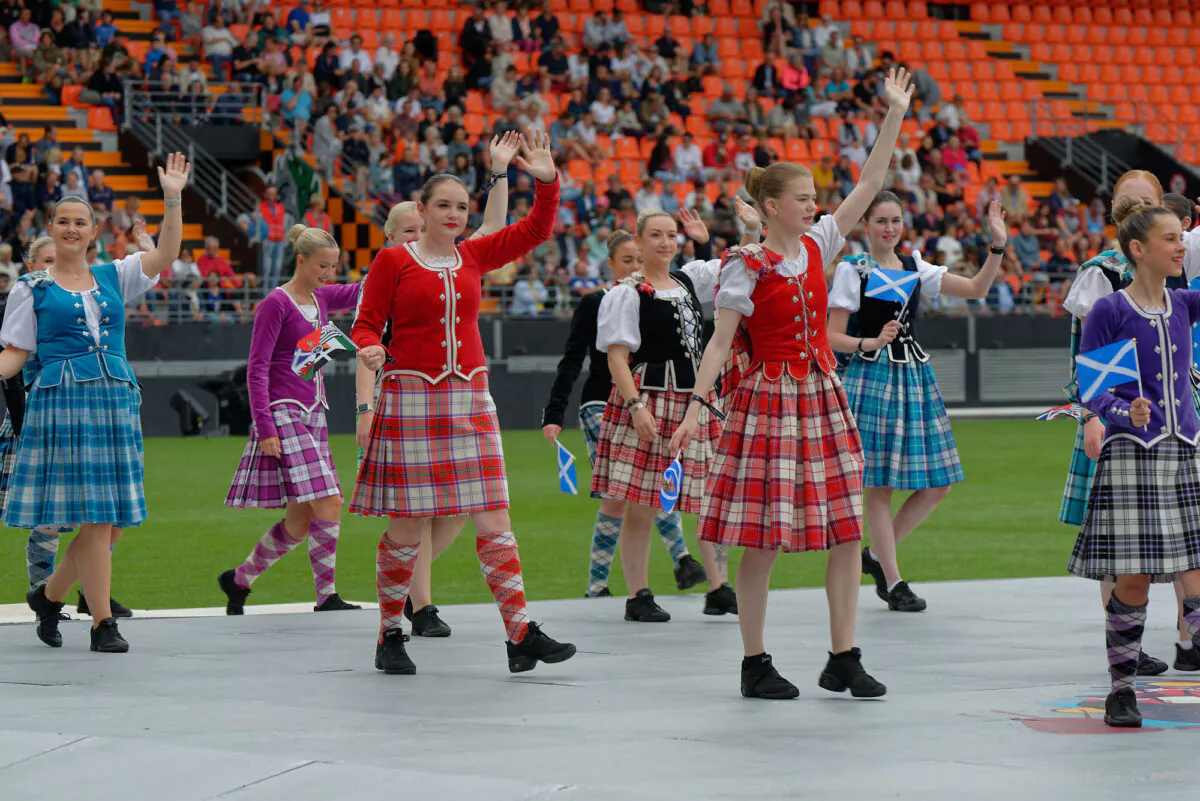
0, 420, 1078, 609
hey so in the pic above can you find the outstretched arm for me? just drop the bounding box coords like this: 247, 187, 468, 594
139, 152, 191, 278
940, 201, 1008, 299
471, 132, 519, 240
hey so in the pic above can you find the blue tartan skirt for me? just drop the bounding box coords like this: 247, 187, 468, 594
3, 373, 146, 530
842, 355, 964, 490
579, 401, 605, 499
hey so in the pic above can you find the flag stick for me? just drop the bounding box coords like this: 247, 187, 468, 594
1133, 338, 1147, 431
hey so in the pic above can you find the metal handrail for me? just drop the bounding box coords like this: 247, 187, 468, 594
122, 81, 263, 225
1028, 100, 1132, 194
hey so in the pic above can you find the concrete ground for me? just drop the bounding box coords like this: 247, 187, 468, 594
1, 577, 1198, 801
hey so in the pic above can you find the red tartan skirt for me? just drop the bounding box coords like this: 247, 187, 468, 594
698, 364, 865, 552
350, 372, 508, 518
590, 381, 722, 514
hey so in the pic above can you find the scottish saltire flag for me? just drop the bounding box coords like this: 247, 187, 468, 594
864, 268, 920, 305
292, 323, 356, 381
555, 439, 578, 495
1036, 404, 1082, 422
660, 452, 683, 513
1075, 338, 1141, 403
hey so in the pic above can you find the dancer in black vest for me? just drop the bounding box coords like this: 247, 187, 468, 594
827, 192, 1006, 612
591, 209, 735, 622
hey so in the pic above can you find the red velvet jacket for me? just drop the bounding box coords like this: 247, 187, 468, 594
351, 176, 560, 383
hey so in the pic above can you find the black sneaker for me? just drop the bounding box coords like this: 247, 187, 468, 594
78, 592, 133, 619
624, 588, 671, 622
507, 622, 576, 673
861, 547, 888, 602
1175, 644, 1200, 672
375, 628, 416, 674
89, 617, 129, 653
886, 581, 927, 613
674, 554, 706, 591
703, 583, 738, 616
411, 604, 452, 637
818, 648, 887, 698
741, 654, 799, 700
314, 593, 362, 612
1104, 688, 1142, 728
1136, 650, 1170, 676
26, 585, 64, 648
585, 587, 613, 598
218, 569, 251, 615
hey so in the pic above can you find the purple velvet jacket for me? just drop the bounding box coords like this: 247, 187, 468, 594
1081, 288, 1200, 449
247, 282, 361, 440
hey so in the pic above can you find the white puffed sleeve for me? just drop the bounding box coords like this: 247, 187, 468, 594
113, 252, 158, 301
596, 283, 642, 352
1062, 265, 1114, 319
805, 214, 847, 266
828, 261, 862, 312
1185, 228, 1200, 284
0, 281, 37, 351
714, 254, 757, 316
679, 258, 721, 303
911, 250, 948, 298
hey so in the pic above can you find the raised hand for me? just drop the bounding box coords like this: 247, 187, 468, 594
157, 151, 191, 199
734, 196, 762, 233
490, 130, 521, 171
987, 199, 1008, 246
882, 66, 914, 114
678, 207, 709, 245
131, 220, 155, 252
518, 130, 557, 183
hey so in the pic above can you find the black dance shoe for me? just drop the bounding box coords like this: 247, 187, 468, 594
1136, 651, 1169, 676
507, 622, 576, 673
624, 589, 671, 622
861, 547, 889, 602
886, 581, 927, 613
1104, 688, 1142, 728
78, 592, 133, 619
218, 569, 251, 615
818, 648, 887, 698
411, 605, 452, 637
89, 617, 129, 653
27, 585, 64, 648
674, 554, 706, 590
703, 583, 738, 616
314, 593, 362, 612
375, 628, 416, 674
741, 654, 799, 700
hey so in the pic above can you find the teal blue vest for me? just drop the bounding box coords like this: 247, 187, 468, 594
20, 263, 135, 389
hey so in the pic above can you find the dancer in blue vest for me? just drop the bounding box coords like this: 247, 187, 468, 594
0, 153, 190, 653
828, 193, 1006, 612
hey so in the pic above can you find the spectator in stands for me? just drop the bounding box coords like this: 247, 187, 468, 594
198, 236, 237, 284
62, 171, 87, 203
256, 185, 289, 288
822, 66, 854, 115
302, 195, 331, 232
510, 263, 548, 316
844, 36, 872, 78
538, 37, 569, 91
942, 135, 968, 175
1011, 220, 1041, 272
210, 80, 249, 124
95, 10, 118, 48
202, 14, 238, 80
673, 132, 704, 183
339, 33, 372, 74
312, 102, 343, 175
905, 62, 941, 122
32, 30, 65, 86
460, 4, 492, 71
512, 4, 537, 53
374, 32, 399, 81
88, 170, 114, 211
690, 33, 719, 76
706, 85, 742, 135
753, 57, 781, 98
534, 0, 559, 49
0, 243, 18, 282
1000, 175, 1029, 224
170, 246, 202, 284
820, 30, 844, 71
813, 13, 838, 48
281, 72, 314, 137
10, 7, 38, 80
1047, 177, 1076, 218
489, 0, 514, 46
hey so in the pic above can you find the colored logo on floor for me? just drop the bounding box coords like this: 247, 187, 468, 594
1018, 680, 1200, 734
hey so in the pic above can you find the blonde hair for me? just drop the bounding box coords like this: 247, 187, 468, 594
635, 209, 674, 237
24, 236, 53, 267
1113, 196, 1174, 265
288, 223, 337, 259
1113, 170, 1163, 205
744, 162, 813, 211
383, 201, 418, 240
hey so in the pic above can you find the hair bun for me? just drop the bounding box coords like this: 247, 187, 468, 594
287, 223, 308, 244
744, 166, 765, 200
1112, 195, 1152, 226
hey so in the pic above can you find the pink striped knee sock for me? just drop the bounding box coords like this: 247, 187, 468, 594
233, 521, 302, 589
307, 518, 340, 606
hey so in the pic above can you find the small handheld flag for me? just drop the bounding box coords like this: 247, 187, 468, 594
660, 451, 683, 513
1036, 404, 1082, 422
1075, 338, 1141, 404
864, 267, 920, 305
555, 439, 578, 495
292, 323, 357, 381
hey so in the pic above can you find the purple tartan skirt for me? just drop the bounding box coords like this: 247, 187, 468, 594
225, 404, 341, 509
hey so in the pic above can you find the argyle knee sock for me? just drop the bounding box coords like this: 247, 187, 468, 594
233, 520, 302, 589
376, 538, 418, 637
654, 509, 688, 567
307, 517, 340, 606
1106, 593, 1147, 693
477, 531, 530, 644
26, 527, 59, 589
588, 512, 621, 596
1183, 596, 1200, 648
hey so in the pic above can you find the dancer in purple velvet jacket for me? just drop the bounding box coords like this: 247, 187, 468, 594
219, 223, 363, 615
1069, 197, 1200, 729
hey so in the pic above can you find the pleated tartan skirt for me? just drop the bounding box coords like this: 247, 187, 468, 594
4, 374, 146, 530
590, 383, 721, 514
1059, 422, 1095, 527
698, 365, 864, 553
0, 413, 17, 514
1068, 438, 1200, 582
351, 372, 508, 517
226, 405, 341, 509
579, 401, 606, 499
842, 355, 964, 490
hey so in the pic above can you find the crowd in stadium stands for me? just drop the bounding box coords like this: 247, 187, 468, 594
0, 0, 1133, 320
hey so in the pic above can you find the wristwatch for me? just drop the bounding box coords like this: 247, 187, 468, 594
989, 244, 1006, 255
357, 403, 373, 413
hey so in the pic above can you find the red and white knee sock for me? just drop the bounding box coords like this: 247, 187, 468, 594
307, 517, 340, 606
376, 537, 418, 638
476, 531, 530, 644
234, 520, 302, 589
